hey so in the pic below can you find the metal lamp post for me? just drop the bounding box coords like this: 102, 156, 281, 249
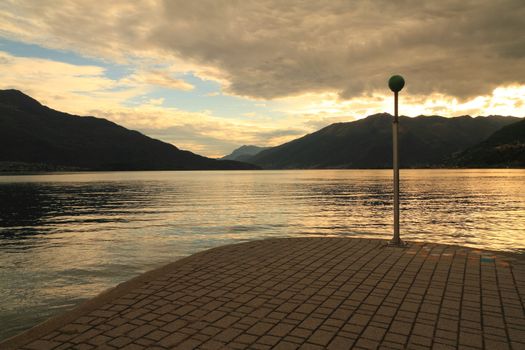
388, 75, 406, 247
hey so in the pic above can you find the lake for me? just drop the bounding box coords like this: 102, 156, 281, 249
1, 169, 524, 340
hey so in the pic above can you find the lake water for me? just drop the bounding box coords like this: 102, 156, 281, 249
1, 169, 524, 340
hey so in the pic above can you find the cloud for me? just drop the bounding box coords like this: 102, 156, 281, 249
0, 51, 196, 112
146, 97, 164, 106
0, 51, 138, 112
1, 0, 524, 100
122, 70, 194, 91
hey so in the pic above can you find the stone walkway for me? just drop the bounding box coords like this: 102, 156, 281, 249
2, 238, 525, 350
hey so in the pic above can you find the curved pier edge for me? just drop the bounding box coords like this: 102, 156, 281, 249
0, 242, 235, 349
2, 237, 524, 350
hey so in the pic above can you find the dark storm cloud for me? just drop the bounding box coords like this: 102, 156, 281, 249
2, 0, 524, 99
147, 0, 525, 99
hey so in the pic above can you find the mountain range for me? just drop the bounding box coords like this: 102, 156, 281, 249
1, 89, 523, 172
236, 114, 522, 168
0, 90, 258, 171
453, 118, 525, 167
221, 145, 270, 162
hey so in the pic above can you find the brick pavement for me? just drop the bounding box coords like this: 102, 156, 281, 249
2, 238, 524, 349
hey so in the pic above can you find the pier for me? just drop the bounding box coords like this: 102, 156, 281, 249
2, 238, 524, 349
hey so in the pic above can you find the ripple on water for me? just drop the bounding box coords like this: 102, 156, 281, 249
0, 169, 524, 340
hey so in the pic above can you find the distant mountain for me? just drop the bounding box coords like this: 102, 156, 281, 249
247, 114, 520, 169
222, 145, 270, 162
0, 90, 258, 171
452, 119, 525, 167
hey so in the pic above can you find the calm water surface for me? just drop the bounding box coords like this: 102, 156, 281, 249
1, 169, 524, 340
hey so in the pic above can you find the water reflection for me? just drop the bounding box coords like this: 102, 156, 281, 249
0, 169, 524, 340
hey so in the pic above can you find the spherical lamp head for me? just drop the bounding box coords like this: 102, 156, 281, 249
388, 75, 405, 93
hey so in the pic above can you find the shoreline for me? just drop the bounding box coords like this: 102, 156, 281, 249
1, 167, 524, 177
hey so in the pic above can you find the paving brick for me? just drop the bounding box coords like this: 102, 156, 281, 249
408, 334, 432, 347
326, 335, 355, 349
157, 331, 189, 347
390, 320, 413, 335
362, 325, 387, 341
210, 314, 238, 328
87, 334, 112, 346
25, 340, 61, 350
120, 344, 144, 350
299, 317, 324, 330
215, 327, 243, 342
247, 322, 275, 336
127, 324, 155, 339
298, 343, 325, 350
160, 319, 187, 332
484, 339, 510, 350
59, 324, 91, 335
308, 329, 336, 346
354, 337, 380, 349
258, 334, 281, 346
200, 339, 227, 349
175, 338, 203, 350
273, 340, 300, 350
458, 331, 482, 348
107, 336, 133, 348
70, 329, 102, 344
348, 313, 371, 326
234, 333, 258, 344
105, 323, 136, 338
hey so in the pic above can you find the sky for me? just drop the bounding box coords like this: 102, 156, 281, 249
0, 1, 524, 157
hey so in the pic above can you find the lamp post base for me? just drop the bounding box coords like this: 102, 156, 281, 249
387, 238, 408, 247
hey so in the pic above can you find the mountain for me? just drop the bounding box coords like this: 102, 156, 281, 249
452, 119, 525, 167
246, 114, 520, 169
222, 145, 270, 162
0, 90, 258, 171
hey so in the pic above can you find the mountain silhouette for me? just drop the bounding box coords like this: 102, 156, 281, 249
453, 118, 525, 167
246, 114, 520, 169
0, 90, 258, 171
222, 145, 270, 162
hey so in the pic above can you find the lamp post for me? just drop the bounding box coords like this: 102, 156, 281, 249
388, 75, 406, 247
